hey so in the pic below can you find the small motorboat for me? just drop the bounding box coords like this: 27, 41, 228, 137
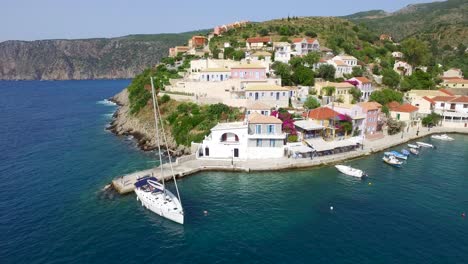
383, 155, 403, 167
408, 144, 419, 149
431, 134, 454, 141
390, 151, 408, 160
409, 148, 419, 155
335, 165, 367, 178
401, 149, 410, 156
417, 142, 434, 148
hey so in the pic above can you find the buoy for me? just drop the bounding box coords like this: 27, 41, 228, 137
462, 212, 466, 218
204, 210, 208, 215
368, 182, 372, 185
330, 206, 334, 211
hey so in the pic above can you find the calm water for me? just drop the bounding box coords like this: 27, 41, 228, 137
1, 80, 467, 263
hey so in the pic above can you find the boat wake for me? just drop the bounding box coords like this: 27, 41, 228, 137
96, 99, 117, 106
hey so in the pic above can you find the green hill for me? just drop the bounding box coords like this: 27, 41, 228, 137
345, 0, 468, 47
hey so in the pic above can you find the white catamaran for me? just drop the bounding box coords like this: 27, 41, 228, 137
134, 77, 184, 225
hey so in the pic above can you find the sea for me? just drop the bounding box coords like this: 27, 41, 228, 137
1, 80, 467, 264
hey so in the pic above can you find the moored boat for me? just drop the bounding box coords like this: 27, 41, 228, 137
409, 148, 419, 155
431, 134, 454, 141
390, 151, 408, 160
335, 165, 367, 178
408, 144, 419, 149
401, 149, 410, 156
417, 142, 434, 148
383, 154, 403, 167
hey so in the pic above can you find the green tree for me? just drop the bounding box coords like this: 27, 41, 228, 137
232, 50, 245, 61
224, 47, 235, 59
352, 66, 364, 77
305, 31, 317, 38
303, 96, 321, 109
289, 56, 304, 69
372, 65, 381, 75
322, 86, 336, 97
387, 118, 405, 135
258, 28, 269, 37
369, 88, 403, 105
316, 64, 336, 81
400, 70, 436, 92
292, 65, 314, 86
349, 87, 362, 103
382, 68, 400, 89
303, 52, 320, 68
422, 112, 441, 127
401, 38, 430, 66
272, 62, 292, 86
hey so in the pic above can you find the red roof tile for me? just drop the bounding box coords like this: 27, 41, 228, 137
247, 37, 271, 43
431, 96, 456, 102
307, 107, 340, 120
292, 37, 316, 44
422, 96, 436, 104
450, 96, 468, 103
354, 77, 371, 84
438, 88, 454, 96
389, 102, 419, 113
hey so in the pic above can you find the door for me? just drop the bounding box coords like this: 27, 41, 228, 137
205, 147, 209, 156
276, 92, 280, 100
234, 148, 239, 158
397, 113, 400, 120
220, 74, 223, 81
255, 92, 259, 100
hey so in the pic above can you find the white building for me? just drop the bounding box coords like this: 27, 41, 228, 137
393, 61, 413, 76
246, 101, 272, 117
198, 113, 286, 160
292, 37, 320, 56
443, 68, 464, 78
245, 84, 291, 108
199, 68, 231, 82
273, 42, 292, 63
391, 51, 404, 59
327, 55, 358, 78
348, 77, 373, 101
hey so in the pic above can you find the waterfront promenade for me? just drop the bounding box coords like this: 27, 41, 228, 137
111, 127, 467, 194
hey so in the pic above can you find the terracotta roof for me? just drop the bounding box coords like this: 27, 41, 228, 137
358, 102, 382, 111
450, 96, 468, 103
245, 84, 289, 91
388, 102, 419, 113
248, 112, 282, 124
444, 78, 468, 84
431, 96, 456, 102
422, 96, 436, 104
307, 107, 340, 120
354, 77, 371, 84
247, 37, 271, 43
333, 60, 348, 66
247, 102, 271, 110
293, 37, 316, 44
438, 88, 454, 96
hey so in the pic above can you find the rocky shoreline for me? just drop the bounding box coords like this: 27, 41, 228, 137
106, 88, 190, 156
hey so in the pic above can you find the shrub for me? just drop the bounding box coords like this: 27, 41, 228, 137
160, 94, 171, 104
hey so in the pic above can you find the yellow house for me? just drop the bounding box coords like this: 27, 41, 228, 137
388, 101, 419, 126
315, 81, 354, 104
405, 89, 453, 115
441, 78, 468, 89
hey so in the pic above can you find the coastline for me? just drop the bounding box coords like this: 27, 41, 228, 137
110, 126, 468, 194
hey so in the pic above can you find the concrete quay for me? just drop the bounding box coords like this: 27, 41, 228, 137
111, 127, 467, 194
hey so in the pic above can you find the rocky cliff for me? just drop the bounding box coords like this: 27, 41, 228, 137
107, 88, 190, 156
0, 31, 208, 80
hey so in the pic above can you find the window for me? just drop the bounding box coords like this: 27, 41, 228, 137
271, 92, 274, 96
256, 139, 262, 147
262, 92, 265, 97
441, 103, 445, 107
269, 139, 276, 147
267, 125, 275, 134
255, 124, 262, 134
283, 92, 286, 96
249, 93, 252, 96
464, 104, 468, 108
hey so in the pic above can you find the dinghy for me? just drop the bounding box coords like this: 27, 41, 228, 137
417, 142, 434, 148
431, 134, 454, 141
335, 165, 367, 178
401, 149, 410, 156
408, 144, 419, 149
383, 154, 403, 167
390, 151, 408, 160
409, 148, 419, 155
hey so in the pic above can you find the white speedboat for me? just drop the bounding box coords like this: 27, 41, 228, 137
408, 144, 419, 149
335, 165, 367, 178
416, 142, 434, 148
134, 77, 184, 225
383, 154, 403, 167
409, 148, 419, 155
135, 177, 184, 224
431, 134, 454, 141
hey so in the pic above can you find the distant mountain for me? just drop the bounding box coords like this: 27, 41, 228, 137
0, 31, 209, 80
345, 0, 468, 46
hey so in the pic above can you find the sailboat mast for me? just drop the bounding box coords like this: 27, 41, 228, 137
150, 77, 166, 194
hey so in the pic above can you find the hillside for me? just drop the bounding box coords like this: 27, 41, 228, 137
345, 0, 468, 46
0, 30, 208, 80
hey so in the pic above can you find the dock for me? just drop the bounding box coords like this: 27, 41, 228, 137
111, 127, 467, 194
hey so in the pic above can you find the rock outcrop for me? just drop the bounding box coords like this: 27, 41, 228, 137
108, 88, 190, 156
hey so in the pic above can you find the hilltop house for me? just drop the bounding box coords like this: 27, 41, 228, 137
358, 102, 382, 135
245, 84, 290, 108
273, 42, 292, 63
328, 55, 358, 78
443, 68, 464, 78
431, 95, 468, 127
388, 101, 419, 126
213, 21, 248, 36
248, 51, 272, 63
315, 81, 354, 105
393, 61, 413, 76
348, 77, 373, 101
392, 52, 404, 59
246, 102, 272, 117
188, 36, 207, 48
200, 68, 231, 82
231, 64, 267, 80
441, 78, 468, 89
198, 113, 286, 160
380, 34, 393, 42
169, 46, 190, 57
246, 37, 272, 50
292, 38, 320, 56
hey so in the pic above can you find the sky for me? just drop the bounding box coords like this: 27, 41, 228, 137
0, 0, 439, 41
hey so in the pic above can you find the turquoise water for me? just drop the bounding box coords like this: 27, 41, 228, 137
1, 80, 467, 263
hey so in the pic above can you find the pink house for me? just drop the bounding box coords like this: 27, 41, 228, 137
358, 102, 382, 135
230, 64, 266, 80
348, 77, 373, 101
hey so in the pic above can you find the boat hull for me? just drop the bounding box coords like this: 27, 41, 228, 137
416, 142, 434, 148
135, 188, 184, 225
335, 165, 365, 178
